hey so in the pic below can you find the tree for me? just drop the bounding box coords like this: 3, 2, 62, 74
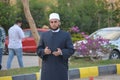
0, 2, 18, 33
21, 0, 39, 45
29, 0, 49, 27
50, 0, 120, 34
50, 0, 107, 33
21, 0, 41, 67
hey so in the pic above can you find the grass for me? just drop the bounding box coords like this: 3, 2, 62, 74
69, 57, 120, 68
0, 66, 40, 77
0, 57, 120, 77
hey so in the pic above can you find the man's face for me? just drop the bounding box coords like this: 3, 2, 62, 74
49, 19, 60, 30
18, 23, 22, 27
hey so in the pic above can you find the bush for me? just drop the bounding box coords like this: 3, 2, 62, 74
69, 26, 86, 43
74, 36, 117, 61
71, 33, 84, 43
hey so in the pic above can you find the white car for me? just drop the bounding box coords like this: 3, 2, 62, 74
73, 27, 120, 59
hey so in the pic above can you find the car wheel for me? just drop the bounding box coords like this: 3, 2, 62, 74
109, 50, 120, 59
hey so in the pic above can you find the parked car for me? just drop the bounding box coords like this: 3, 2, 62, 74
73, 27, 120, 59
4, 28, 49, 54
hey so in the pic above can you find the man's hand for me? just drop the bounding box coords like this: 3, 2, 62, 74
44, 46, 51, 55
52, 48, 62, 56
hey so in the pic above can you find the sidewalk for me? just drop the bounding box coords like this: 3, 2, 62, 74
2, 55, 39, 70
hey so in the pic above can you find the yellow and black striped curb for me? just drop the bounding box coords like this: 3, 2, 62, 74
69, 64, 120, 79
0, 64, 120, 80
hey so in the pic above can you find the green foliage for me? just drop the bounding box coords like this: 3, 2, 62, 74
16, 0, 53, 28
0, 2, 19, 33
68, 26, 85, 42
71, 33, 84, 43
1, 0, 120, 34
29, 0, 50, 27
48, 0, 98, 33
49, 0, 120, 33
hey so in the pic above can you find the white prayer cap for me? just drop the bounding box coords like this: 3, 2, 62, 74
49, 13, 60, 20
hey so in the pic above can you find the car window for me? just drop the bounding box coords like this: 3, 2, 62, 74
90, 30, 120, 40
24, 30, 31, 38
24, 29, 47, 38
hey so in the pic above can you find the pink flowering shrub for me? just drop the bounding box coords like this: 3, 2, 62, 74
69, 26, 87, 42
69, 26, 80, 33
74, 34, 117, 60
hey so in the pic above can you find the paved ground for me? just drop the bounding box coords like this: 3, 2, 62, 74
2, 54, 39, 70
1, 54, 120, 80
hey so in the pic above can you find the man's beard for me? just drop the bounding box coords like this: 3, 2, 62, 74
50, 27, 59, 31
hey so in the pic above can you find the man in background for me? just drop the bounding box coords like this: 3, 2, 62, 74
7, 20, 25, 69
0, 26, 6, 70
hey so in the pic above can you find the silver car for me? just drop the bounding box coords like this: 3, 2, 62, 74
74, 27, 120, 59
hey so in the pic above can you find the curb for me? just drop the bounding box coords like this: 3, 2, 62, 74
0, 64, 120, 80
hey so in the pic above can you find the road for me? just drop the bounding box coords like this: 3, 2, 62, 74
1, 54, 120, 80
